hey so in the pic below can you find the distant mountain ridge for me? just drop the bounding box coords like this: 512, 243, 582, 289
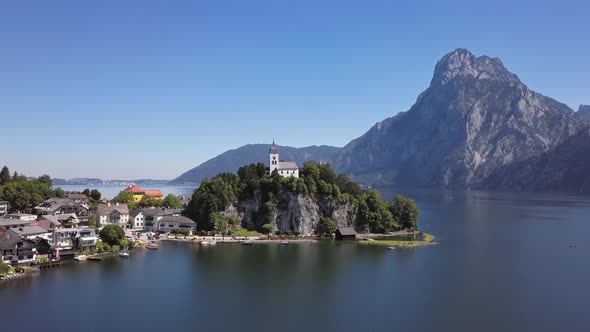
52, 178, 170, 186
172, 49, 589, 194
169, 144, 340, 185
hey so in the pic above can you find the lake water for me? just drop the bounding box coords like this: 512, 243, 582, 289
54, 184, 198, 199
2, 189, 590, 331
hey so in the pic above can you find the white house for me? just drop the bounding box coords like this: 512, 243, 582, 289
156, 216, 196, 234
129, 209, 145, 231
142, 208, 183, 232
268, 140, 299, 178
96, 203, 129, 228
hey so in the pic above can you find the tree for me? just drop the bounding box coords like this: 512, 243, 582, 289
162, 194, 181, 208
261, 223, 273, 238
0, 261, 10, 275
88, 215, 97, 228
390, 195, 419, 230
0, 177, 53, 213
99, 225, 125, 246
113, 190, 135, 209
316, 217, 337, 237
37, 175, 52, 186
210, 212, 229, 236
140, 196, 162, 208
82, 188, 91, 196
0, 166, 10, 185
53, 188, 65, 198
90, 189, 101, 201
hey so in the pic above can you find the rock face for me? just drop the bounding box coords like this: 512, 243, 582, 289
236, 190, 355, 236
170, 144, 340, 185
576, 105, 590, 124
479, 128, 590, 193
332, 49, 584, 189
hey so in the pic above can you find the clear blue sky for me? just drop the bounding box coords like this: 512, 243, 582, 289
1, 0, 588, 179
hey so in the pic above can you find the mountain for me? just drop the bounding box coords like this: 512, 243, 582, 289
332, 48, 584, 189
52, 178, 170, 186
480, 128, 590, 193
170, 144, 340, 185
576, 105, 590, 124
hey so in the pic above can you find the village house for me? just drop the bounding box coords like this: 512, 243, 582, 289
66, 193, 89, 204
143, 208, 183, 232
5, 213, 38, 221
0, 228, 37, 265
124, 185, 164, 203
49, 228, 98, 253
176, 195, 191, 208
34, 198, 91, 225
34, 215, 64, 232
0, 218, 34, 231
156, 215, 196, 234
0, 201, 8, 217
96, 203, 129, 228
129, 209, 145, 231
8, 225, 50, 241
268, 140, 299, 178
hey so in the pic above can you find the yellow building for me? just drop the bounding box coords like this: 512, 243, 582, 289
125, 185, 164, 203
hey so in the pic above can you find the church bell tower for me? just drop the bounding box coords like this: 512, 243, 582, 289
269, 139, 279, 175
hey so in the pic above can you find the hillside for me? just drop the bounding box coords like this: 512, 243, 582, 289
170, 144, 340, 185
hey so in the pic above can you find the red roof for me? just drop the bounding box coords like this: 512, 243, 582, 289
125, 185, 145, 194
143, 190, 163, 198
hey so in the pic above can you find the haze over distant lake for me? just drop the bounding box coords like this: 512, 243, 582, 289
54, 184, 198, 199
2, 188, 590, 331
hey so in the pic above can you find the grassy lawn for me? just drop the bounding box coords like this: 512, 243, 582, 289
359, 233, 436, 248
231, 228, 263, 237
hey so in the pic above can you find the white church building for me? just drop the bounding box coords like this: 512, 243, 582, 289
268, 141, 299, 178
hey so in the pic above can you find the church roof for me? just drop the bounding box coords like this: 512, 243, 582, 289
269, 144, 279, 154
278, 161, 298, 170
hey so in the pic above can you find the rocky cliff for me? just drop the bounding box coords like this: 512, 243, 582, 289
231, 190, 355, 236
332, 49, 584, 188
479, 128, 590, 193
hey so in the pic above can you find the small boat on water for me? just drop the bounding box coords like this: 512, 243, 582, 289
74, 255, 87, 262
387, 246, 397, 250
146, 243, 159, 250
280, 240, 289, 245
200, 241, 210, 246
242, 240, 253, 246
209, 240, 217, 245
88, 255, 102, 261
119, 247, 129, 258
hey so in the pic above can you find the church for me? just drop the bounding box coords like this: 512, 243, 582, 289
268, 140, 299, 178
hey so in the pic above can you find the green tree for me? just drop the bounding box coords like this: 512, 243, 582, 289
37, 175, 52, 186
261, 223, 273, 238
0, 261, 10, 275
90, 189, 101, 201
140, 196, 162, 208
113, 190, 135, 209
82, 188, 91, 197
0, 166, 10, 185
0, 177, 53, 213
88, 215, 97, 228
53, 188, 65, 198
210, 212, 229, 236
162, 193, 181, 208
316, 217, 338, 237
99, 225, 125, 246
390, 195, 419, 230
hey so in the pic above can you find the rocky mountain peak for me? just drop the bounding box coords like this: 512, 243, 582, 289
576, 104, 590, 123
432, 48, 518, 86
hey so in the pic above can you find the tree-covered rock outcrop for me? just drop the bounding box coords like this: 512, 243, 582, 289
184, 162, 418, 236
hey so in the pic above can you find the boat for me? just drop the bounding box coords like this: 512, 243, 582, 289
74, 255, 87, 262
119, 247, 129, 258
209, 240, 217, 245
146, 243, 159, 250
280, 240, 289, 245
88, 255, 102, 261
242, 240, 253, 246
387, 246, 397, 250
200, 241, 210, 246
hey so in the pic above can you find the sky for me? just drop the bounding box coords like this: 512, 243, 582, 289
0, 0, 588, 179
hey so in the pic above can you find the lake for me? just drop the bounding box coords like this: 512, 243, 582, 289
2, 188, 590, 331
54, 184, 198, 199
